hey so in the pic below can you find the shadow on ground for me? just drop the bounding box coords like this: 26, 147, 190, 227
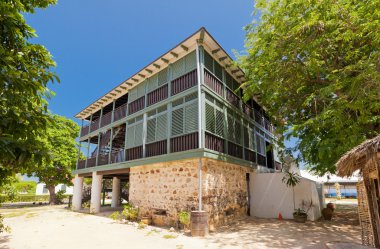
202, 204, 361, 249
0, 235, 10, 249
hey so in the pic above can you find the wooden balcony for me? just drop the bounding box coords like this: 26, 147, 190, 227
204, 69, 224, 97
114, 103, 127, 122
170, 132, 198, 153
100, 111, 112, 128
227, 141, 243, 159
128, 96, 145, 115
205, 132, 224, 153
226, 89, 240, 108
147, 84, 168, 107
146, 140, 167, 158
80, 125, 90, 137
171, 69, 197, 95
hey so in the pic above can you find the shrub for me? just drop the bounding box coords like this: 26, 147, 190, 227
178, 211, 190, 228
0, 214, 10, 233
0, 194, 72, 203
14, 181, 37, 194
121, 204, 139, 221
55, 190, 65, 204
109, 211, 121, 221
138, 221, 147, 229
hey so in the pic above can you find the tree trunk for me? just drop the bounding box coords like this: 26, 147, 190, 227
292, 187, 296, 210
47, 185, 57, 205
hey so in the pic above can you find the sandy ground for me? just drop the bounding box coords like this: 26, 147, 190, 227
0, 204, 361, 249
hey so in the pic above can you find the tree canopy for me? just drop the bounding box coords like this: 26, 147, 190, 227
0, 0, 58, 182
239, 0, 380, 174
31, 115, 79, 204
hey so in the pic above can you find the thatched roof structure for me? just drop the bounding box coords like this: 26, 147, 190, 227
336, 135, 380, 177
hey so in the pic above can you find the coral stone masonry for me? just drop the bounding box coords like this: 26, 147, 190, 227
129, 158, 254, 230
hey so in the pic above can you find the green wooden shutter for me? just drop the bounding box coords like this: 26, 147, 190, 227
235, 117, 242, 145
172, 57, 185, 79
227, 112, 234, 142
158, 68, 168, 86
215, 109, 224, 137
134, 124, 143, 146
126, 126, 135, 148
156, 113, 167, 141
184, 102, 198, 133
214, 61, 223, 80
185, 51, 196, 72
146, 74, 158, 93
204, 51, 213, 72
147, 118, 156, 143
171, 108, 184, 136
137, 82, 146, 98
129, 87, 138, 102
205, 103, 215, 133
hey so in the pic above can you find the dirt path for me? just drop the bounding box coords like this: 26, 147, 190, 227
0, 204, 361, 249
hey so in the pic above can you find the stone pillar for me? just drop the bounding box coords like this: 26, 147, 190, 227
72, 174, 84, 211
90, 171, 103, 213
111, 177, 121, 208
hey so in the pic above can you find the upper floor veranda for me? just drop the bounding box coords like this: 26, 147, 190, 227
75, 28, 280, 173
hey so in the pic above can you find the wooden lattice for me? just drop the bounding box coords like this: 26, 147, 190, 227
357, 181, 376, 247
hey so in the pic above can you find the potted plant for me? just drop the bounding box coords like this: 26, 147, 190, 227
178, 211, 190, 231
293, 208, 308, 223
282, 170, 301, 221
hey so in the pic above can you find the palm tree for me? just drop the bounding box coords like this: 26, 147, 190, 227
282, 171, 301, 210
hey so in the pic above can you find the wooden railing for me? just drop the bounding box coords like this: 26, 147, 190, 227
80, 125, 90, 137
86, 157, 97, 168
128, 96, 145, 115
243, 103, 253, 119
90, 119, 100, 132
205, 132, 224, 153
204, 69, 224, 97
97, 154, 109, 166
114, 103, 127, 122
171, 69, 197, 95
146, 140, 167, 158
244, 149, 256, 163
257, 154, 266, 166
100, 111, 112, 128
226, 89, 240, 108
111, 150, 124, 164
227, 141, 243, 159
147, 84, 168, 106
125, 146, 143, 161
254, 110, 263, 126
77, 160, 86, 169
170, 132, 198, 153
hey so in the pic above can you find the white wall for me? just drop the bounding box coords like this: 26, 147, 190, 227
35, 183, 73, 195
249, 172, 322, 221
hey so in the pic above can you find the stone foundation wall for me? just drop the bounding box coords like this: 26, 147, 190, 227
129, 159, 200, 227
129, 157, 255, 229
202, 158, 255, 230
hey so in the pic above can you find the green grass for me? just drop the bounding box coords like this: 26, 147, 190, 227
25, 213, 38, 218
163, 234, 178, 239
3, 211, 28, 218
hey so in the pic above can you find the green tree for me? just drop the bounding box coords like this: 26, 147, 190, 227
0, 0, 58, 183
31, 115, 79, 204
239, 0, 380, 175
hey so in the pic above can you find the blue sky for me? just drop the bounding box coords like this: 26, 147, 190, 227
26, 0, 255, 123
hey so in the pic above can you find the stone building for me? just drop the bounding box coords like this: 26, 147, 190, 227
72, 27, 281, 229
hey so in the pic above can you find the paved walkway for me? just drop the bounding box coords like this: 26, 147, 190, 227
0, 205, 361, 249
